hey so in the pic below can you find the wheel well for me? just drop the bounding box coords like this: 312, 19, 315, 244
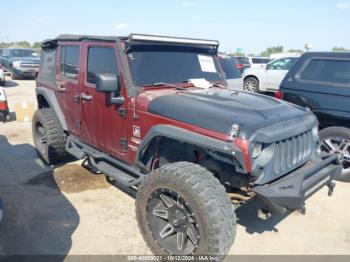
243, 75, 259, 82
37, 94, 50, 109
139, 136, 248, 189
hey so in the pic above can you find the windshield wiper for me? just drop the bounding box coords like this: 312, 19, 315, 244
150, 82, 186, 90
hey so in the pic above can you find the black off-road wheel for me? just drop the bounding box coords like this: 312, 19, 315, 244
319, 127, 350, 182
243, 77, 259, 92
136, 162, 236, 257
32, 108, 69, 165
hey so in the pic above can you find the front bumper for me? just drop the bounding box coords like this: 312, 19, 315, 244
253, 154, 342, 214
12, 67, 38, 77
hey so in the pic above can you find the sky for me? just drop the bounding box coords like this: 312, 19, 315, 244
1, 0, 350, 54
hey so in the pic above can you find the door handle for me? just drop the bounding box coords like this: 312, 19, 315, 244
80, 93, 92, 101
57, 85, 66, 93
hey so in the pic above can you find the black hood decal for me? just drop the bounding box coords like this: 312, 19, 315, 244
148, 90, 312, 138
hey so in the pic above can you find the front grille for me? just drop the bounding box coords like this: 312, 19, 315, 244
273, 130, 314, 174
21, 63, 39, 69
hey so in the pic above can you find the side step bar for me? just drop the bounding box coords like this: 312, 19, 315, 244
66, 136, 145, 190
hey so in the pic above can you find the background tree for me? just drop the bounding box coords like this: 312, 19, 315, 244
288, 49, 303, 53
32, 42, 41, 49
260, 46, 284, 57
332, 47, 348, 52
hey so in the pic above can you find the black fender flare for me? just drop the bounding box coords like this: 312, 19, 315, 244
136, 124, 246, 172
35, 86, 68, 131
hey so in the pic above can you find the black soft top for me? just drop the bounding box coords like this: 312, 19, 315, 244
41, 34, 219, 52
41, 34, 124, 48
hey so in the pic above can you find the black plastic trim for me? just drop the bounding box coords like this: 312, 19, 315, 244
253, 154, 342, 214
136, 124, 247, 173
35, 87, 68, 130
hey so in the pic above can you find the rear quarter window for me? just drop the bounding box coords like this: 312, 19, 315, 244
299, 58, 350, 86
60, 46, 80, 80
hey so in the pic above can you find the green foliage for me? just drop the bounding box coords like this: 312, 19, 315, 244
332, 47, 348, 52
287, 49, 303, 53
32, 42, 42, 49
260, 46, 284, 57
0, 41, 41, 49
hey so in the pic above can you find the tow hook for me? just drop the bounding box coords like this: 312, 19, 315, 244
327, 181, 336, 196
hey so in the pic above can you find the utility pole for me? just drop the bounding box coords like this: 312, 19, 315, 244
305, 43, 312, 52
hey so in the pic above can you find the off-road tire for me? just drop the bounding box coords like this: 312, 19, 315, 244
319, 127, 350, 182
32, 108, 69, 165
243, 77, 259, 93
136, 162, 236, 257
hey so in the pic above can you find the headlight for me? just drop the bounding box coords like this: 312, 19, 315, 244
312, 125, 319, 142
12, 61, 21, 68
251, 143, 263, 159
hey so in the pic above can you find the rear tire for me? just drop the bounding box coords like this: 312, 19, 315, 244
32, 108, 69, 165
136, 162, 236, 257
243, 77, 259, 92
319, 127, 350, 182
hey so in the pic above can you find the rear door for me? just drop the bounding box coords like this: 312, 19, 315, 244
80, 42, 128, 158
283, 57, 350, 127
262, 58, 295, 91
56, 44, 83, 137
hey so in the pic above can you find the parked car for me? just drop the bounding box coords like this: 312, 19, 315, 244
0, 64, 5, 86
218, 53, 242, 89
278, 52, 350, 181
0, 86, 9, 122
248, 57, 273, 68
242, 56, 299, 93
234, 56, 250, 73
33, 34, 341, 257
0, 48, 40, 79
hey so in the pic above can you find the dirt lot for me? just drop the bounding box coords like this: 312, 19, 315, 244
0, 79, 350, 256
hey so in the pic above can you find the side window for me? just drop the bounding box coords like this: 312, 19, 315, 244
300, 59, 350, 85
87, 47, 118, 84
60, 46, 80, 80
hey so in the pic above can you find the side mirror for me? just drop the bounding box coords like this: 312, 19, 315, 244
266, 64, 271, 70
95, 73, 124, 105
96, 73, 120, 92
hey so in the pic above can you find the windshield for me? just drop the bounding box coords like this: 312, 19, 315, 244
11, 49, 38, 58
252, 58, 271, 64
219, 57, 241, 79
236, 57, 249, 64
127, 45, 225, 86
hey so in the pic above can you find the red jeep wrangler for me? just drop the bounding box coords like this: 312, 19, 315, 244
33, 34, 341, 257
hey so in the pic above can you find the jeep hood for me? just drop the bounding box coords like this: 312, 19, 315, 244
147, 89, 314, 139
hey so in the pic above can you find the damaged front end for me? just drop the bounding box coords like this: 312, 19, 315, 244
237, 114, 342, 214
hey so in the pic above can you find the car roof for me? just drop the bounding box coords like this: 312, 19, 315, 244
300, 51, 350, 58
41, 34, 220, 50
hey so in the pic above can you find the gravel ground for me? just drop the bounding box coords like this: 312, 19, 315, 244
0, 78, 349, 256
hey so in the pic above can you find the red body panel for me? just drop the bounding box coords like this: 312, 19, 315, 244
51, 40, 250, 170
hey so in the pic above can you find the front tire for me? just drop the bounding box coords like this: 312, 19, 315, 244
32, 108, 69, 165
136, 162, 236, 257
243, 77, 259, 92
319, 127, 350, 182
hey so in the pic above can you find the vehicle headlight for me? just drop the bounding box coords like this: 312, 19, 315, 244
12, 61, 21, 68
251, 143, 263, 159
312, 125, 319, 142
